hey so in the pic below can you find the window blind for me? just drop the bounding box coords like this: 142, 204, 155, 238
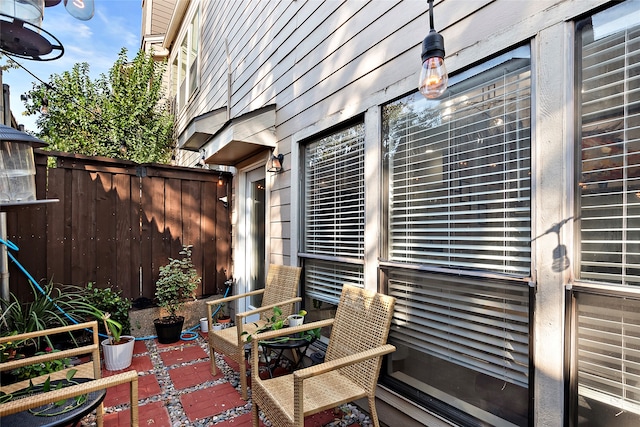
576, 292, 640, 415
305, 259, 364, 305
384, 60, 532, 276
304, 124, 365, 259
302, 124, 365, 303
387, 269, 530, 388
578, 20, 640, 286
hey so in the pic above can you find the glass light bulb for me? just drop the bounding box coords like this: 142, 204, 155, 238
64, 0, 94, 21
419, 56, 448, 99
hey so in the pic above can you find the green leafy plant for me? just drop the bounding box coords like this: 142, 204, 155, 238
12, 347, 71, 381
93, 310, 124, 345
0, 332, 22, 362
243, 307, 318, 344
155, 245, 201, 319
83, 282, 131, 336
214, 302, 230, 322
0, 369, 88, 417
0, 280, 99, 351
23, 48, 174, 164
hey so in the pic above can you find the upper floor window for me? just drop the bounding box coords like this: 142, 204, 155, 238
172, 8, 199, 111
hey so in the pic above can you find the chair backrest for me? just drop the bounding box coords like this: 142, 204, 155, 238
325, 284, 396, 394
259, 264, 302, 322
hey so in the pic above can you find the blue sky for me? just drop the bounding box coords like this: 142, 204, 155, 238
3, 0, 142, 132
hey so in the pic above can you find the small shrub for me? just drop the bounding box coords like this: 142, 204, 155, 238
84, 283, 132, 335
155, 245, 201, 319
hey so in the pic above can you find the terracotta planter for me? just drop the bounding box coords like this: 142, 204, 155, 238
101, 336, 135, 371
217, 316, 232, 329
153, 316, 185, 344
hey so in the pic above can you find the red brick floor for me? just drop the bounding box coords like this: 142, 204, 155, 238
87, 332, 371, 426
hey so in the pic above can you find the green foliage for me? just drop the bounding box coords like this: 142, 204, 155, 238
22, 48, 174, 163
242, 307, 317, 343
0, 369, 88, 416
12, 348, 71, 381
0, 280, 100, 350
0, 332, 20, 362
83, 282, 131, 336
155, 245, 201, 318
93, 309, 124, 344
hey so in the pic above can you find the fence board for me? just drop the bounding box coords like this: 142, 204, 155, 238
201, 180, 217, 295
95, 172, 116, 287
6, 151, 232, 303
114, 173, 136, 297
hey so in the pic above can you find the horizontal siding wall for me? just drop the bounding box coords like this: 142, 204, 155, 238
170, 0, 610, 266
179, 0, 603, 146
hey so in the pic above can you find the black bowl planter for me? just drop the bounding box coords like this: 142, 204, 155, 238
153, 316, 184, 344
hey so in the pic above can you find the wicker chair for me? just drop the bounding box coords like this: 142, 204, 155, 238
0, 321, 138, 427
250, 284, 396, 427
207, 264, 302, 400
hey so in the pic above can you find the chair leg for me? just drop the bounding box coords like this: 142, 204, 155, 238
240, 356, 248, 400
252, 400, 260, 427
210, 344, 218, 375
96, 402, 104, 427
368, 396, 380, 427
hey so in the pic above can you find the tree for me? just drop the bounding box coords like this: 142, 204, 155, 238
22, 48, 174, 164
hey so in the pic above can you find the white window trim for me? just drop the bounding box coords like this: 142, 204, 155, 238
170, 5, 200, 111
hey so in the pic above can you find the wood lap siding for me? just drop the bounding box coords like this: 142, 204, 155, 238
5, 151, 231, 303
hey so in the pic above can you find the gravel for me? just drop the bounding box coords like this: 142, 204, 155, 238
81, 333, 373, 426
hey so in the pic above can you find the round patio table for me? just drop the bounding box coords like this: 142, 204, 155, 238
259, 333, 317, 378
1, 377, 107, 427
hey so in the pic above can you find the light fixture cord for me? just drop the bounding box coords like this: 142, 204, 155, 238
428, 0, 435, 30
3, 53, 100, 120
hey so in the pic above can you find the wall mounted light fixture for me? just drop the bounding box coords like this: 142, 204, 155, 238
419, 0, 448, 99
268, 153, 284, 173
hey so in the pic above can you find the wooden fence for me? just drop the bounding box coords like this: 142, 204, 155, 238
5, 151, 232, 303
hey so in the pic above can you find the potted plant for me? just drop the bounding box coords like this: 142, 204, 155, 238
243, 307, 318, 343
84, 282, 132, 338
96, 310, 135, 371
153, 245, 201, 344
214, 302, 232, 328
287, 309, 307, 327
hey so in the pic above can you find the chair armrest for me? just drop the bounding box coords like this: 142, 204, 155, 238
0, 370, 139, 417
293, 344, 396, 380
235, 297, 303, 323
207, 290, 267, 327
0, 343, 100, 372
250, 318, 334, 341
0, 321, 98, 345
206, 289, 265, 307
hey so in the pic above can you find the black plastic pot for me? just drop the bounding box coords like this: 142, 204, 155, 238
153, 316, 184, 344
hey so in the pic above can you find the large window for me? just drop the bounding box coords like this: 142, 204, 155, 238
301, 124, 365, 318
573, 2, 640, 425
172, 9, 199, 110
381, 48, 532, 426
